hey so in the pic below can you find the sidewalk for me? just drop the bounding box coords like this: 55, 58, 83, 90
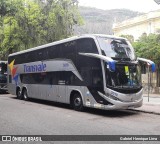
130, 94, 160, 115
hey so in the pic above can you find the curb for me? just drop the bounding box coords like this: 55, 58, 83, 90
129, 108, 160, 115
129, 102, 160, 115
143, 103, 160, 106
143, 96, 160, 98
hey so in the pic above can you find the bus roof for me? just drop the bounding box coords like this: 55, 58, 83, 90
8, 34, 127, 57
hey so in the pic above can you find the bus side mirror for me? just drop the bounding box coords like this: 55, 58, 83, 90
151, 63, 156, 72
137, 57, 156, 72
79, 52, 116, 72
106, 61, 116, 72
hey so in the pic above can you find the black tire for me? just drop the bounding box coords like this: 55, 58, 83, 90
23, 89, 29, 101
16, 88, 23, 100
72, 93, 84, 111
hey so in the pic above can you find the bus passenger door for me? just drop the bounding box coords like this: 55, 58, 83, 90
46, 73, 57, 102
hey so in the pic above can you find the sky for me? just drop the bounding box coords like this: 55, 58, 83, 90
78, 0, 160, 12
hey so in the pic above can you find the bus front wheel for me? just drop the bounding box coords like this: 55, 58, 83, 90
72, 93, 84, 111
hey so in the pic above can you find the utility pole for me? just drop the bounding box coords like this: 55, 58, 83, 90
148, 65, 150, 102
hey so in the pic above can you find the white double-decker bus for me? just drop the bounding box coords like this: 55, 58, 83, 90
7, 34, 155, 111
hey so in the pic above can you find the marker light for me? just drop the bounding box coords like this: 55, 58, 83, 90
137, 57, 156, 72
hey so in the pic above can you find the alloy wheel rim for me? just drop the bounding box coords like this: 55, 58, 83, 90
74, 97, 81, 106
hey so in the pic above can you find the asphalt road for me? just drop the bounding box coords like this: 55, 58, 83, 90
0, 94, 160, 144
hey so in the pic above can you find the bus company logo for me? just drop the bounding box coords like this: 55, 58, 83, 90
24, 63, 47, 73
8, 59, 19, 85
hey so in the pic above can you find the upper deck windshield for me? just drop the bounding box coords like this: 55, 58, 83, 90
97, 37, 135, 61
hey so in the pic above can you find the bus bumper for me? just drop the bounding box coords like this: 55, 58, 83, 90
98, 92, 143, 110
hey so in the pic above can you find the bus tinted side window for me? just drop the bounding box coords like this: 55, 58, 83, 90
14, 54, 24, 64
92, 67, 103, 87
13, 52, 35, 64
59, 71, 83, 86
36, 49, 48, 61
77, 38, 98, 53
62, 41, 76, 64
48, 45, 60, 59
77, 38, 99, 68
76, 38, 98, 86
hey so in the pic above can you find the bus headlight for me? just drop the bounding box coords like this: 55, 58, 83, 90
106, 93, 121, 101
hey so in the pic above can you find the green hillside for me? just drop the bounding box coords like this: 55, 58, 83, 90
74, 6, 144, 35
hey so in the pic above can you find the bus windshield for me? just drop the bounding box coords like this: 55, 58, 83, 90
97, 37, 135, 61
0, 62, 7, 75
0, 62, 7, 91
106, 64, 141, 89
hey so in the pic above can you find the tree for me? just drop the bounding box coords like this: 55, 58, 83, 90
120, 34, 134, 43
132, 33, 160, 86
0, 0, 83, 59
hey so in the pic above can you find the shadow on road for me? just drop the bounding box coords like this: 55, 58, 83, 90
0, 91, 9, 94
84, 108, 139, 117
10, 95, 139, 118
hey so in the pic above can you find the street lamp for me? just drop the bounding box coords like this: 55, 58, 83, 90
154, 0, 160, 4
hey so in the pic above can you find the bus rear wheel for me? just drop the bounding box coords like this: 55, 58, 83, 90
22, 89, 29, 101
16, 88, 23, 100
72, 93, 84, 111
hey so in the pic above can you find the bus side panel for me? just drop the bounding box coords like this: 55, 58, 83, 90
8, 83, 16, 95
46, 85, 58, 102
27, 84, 40, 99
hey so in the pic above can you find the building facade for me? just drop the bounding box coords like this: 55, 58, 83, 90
113, 10, 160, 40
